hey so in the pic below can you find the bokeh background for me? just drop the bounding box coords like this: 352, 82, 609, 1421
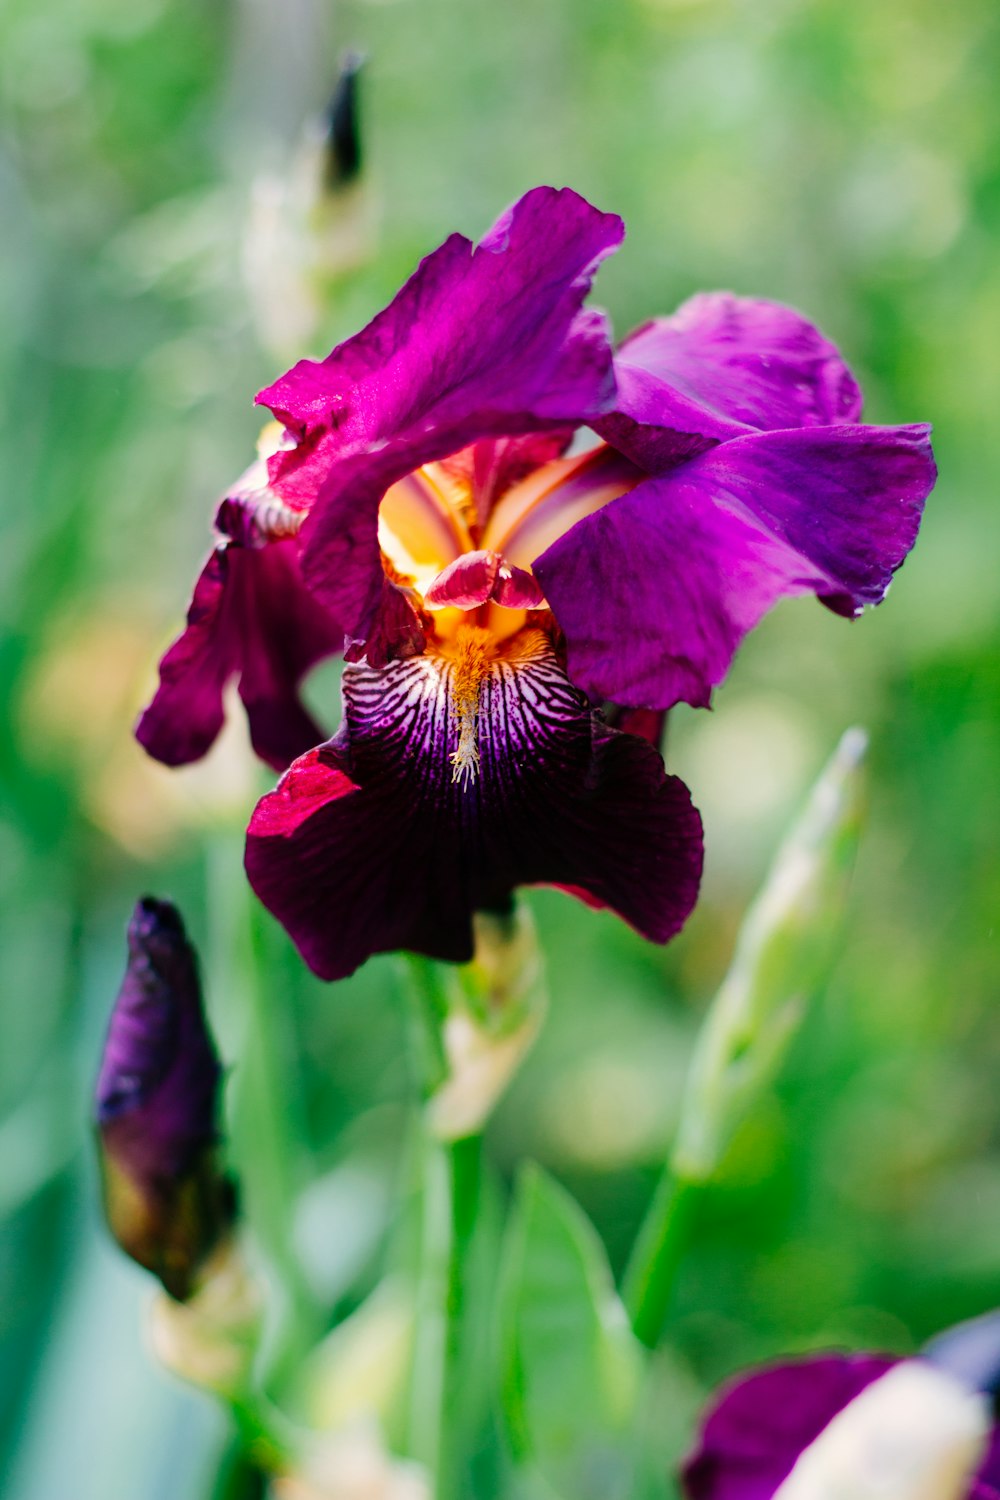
3, 0, 1000, 1494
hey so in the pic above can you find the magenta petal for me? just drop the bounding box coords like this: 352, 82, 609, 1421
257, 187, 623, 646
597, 293, 864, 472
535, 422, 935, 709
136, 539, 343, 772
492, 561, 545, 609
245, 634, 703, 982
683, 1355, 896, 1500
425, 551, 501, 609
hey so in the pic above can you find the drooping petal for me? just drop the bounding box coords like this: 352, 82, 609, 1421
598, 293, 864, 472
257, 187, 624, 651
245, 631, 703, 982
136, 537, 343, 772
683, 1355, 896, 1500
535, 422, 935, 709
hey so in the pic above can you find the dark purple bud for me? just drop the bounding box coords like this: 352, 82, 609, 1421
95, 897, 235, 1300
323, 49, 364, 188
925, 1310, 1000, 1410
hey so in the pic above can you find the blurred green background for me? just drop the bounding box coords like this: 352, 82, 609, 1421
3, 0, 1000, 1494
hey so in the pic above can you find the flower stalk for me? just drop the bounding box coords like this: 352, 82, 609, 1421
625, 728, 868, 1348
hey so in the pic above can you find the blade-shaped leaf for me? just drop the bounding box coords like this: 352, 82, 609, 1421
497, 1163, 644, 1500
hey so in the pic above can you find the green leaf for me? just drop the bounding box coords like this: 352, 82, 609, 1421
497, 1164, 644, 1500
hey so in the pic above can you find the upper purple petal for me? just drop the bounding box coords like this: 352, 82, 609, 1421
683, 1355, 896, 1500
245, 631, 702, 981
596, 293, 864, 472
136, 535, 344, 773
534, 422, 935, 710
257, 187, 624, 649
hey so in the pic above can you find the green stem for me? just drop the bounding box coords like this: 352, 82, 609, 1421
441, 1133, 482, 1499
622, 1169, 700, 1350
241, 899, 319, 1371
407, 1133, 451, 1484
401, 954, 451, 1094
408, 1132, 483, 1499
402, 958, 484, 1498
229, 1393, 292, 1473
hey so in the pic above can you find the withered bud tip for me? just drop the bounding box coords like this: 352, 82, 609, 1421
323, 49, 365, 188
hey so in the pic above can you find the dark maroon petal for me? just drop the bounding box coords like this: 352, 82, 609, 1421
245, 632, 703, 982
535, 422, 936, 710
342, 574, 425, 668
136, 538, 343, 772
606, 705, 667, 748
683, 1355, 896, 1500
597, 293, 863, 472
257, 187, 623, 649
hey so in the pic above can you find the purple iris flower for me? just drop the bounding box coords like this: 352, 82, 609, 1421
684, 1330, 1000, 1500
95, 897, 234, 1299
137, 186, 935, 982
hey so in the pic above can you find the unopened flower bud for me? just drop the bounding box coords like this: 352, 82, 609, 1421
243, 51, 376, 357
323, 50, 365, 191
674, 727, 867, 1182
95, 897, 235, 1300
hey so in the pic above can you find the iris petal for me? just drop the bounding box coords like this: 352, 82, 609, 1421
245, 632, 703, 981
599, 292, 864, 472
136, 537, 343, 772
683, 1356, 896, 1500
684, 1354, 1000, 1500
257, 186, 624, 654
535, 422, 936, 710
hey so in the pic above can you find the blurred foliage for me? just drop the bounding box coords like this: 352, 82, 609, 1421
2, 0, 1000, 1494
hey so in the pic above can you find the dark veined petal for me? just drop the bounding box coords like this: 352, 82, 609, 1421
683, 1355, 896, 1500
136, 538, 344, 772
535, 422, 936, 710
598, 293, 864, 472
257, 187, 624, 651
245, 631, 703, 982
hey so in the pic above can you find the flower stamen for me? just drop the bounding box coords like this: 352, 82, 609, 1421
449, 625, 493, 788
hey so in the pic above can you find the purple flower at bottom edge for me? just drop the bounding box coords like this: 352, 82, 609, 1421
684, 1341, 1000, 1500
95, 897, 234, 1299
137, 186, 936, 982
